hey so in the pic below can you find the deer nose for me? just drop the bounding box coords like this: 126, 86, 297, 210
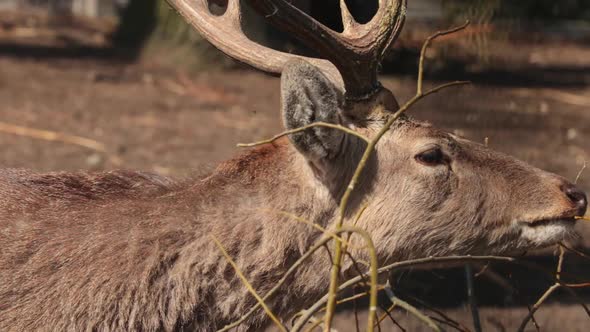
562, 182, 587, 216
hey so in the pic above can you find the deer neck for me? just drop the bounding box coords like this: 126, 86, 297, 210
173, 139, 363, 329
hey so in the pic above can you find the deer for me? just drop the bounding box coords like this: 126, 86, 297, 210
0, 0, 587, 331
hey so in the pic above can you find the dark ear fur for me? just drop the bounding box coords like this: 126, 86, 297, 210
281, 60, 344, 163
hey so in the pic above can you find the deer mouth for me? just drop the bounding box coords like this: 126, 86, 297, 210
525, 216, 577, 227
518, 216, 578, 247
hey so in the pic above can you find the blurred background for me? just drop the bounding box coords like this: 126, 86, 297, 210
0, 0, 589, 330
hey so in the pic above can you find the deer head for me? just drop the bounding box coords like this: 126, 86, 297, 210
168, 0, 586, 259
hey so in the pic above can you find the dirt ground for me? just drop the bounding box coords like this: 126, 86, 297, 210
1, 13, 590, 331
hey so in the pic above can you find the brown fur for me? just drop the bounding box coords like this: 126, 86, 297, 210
0, 116, 586, 332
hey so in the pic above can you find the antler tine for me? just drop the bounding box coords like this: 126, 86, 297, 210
247, 0, 407, 102
371, 0, 408, 60
339, 0, 356, 32
166, 0, 343, 88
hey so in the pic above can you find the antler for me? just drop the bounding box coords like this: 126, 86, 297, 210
247, 0, 406, 101
166, 0, 343, 89
167, 0, 407, 103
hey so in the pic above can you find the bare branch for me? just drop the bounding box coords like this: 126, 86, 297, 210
517, 245, 566, 332
397, 292, 470, 332
376, 303, 406, 331
216, 235, 335, 332
237, 122, 370, 147
293, 255, 515, 332
384, 282, 441, 331
517, 284, 559, 332
218, 226, 376, 332
417, 21, 470, 94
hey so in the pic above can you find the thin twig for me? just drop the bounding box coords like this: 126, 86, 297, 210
274, 210, 357, 248
517, 246, 566, 332
517, 284, 559, 332
0, 121, 107, 152
217, 235, 335, 332
376, 303, 406, 332
574, 160, 587, 184
210, 235, 287, 332
465, 264, 482, 332
350, 205, 368, 332
377, 302, 404, 332
560, 242, 590, 260
557, 246, 565, 281
474, 263, 490, 278
237, 122, 370, 147
0, 121, 122, 165
290, 227, 380, 332
563, 282, 590, 288
398, 292, 469, 332
353, 287, 361, 332
347, 254, 403, 332
293, 255, 514, 332
418, 21, 470, 94
217, 216, 369, 331
383, 282, 441, 332
305, 286, 387, 316
339, 227, 380, 332
304, 316, 323, 332
346, 254, 372, 331
428, 316, 466, 332
527, 303, 541, 332
335, 290, 374, 306
218, 227, 377, 332
561, 285, 590, 319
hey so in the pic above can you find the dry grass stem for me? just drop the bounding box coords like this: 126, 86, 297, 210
0, 121, 106, 152
211, 235, 287, 332
0, 121, 122, 165
574, 160, 587, 184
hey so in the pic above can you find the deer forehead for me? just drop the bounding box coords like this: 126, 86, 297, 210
367, 120, 461, 155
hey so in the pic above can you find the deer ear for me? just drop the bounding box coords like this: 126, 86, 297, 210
281, 60, 345, 164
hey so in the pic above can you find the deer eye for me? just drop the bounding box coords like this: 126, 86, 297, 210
415, 147, 445, 166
